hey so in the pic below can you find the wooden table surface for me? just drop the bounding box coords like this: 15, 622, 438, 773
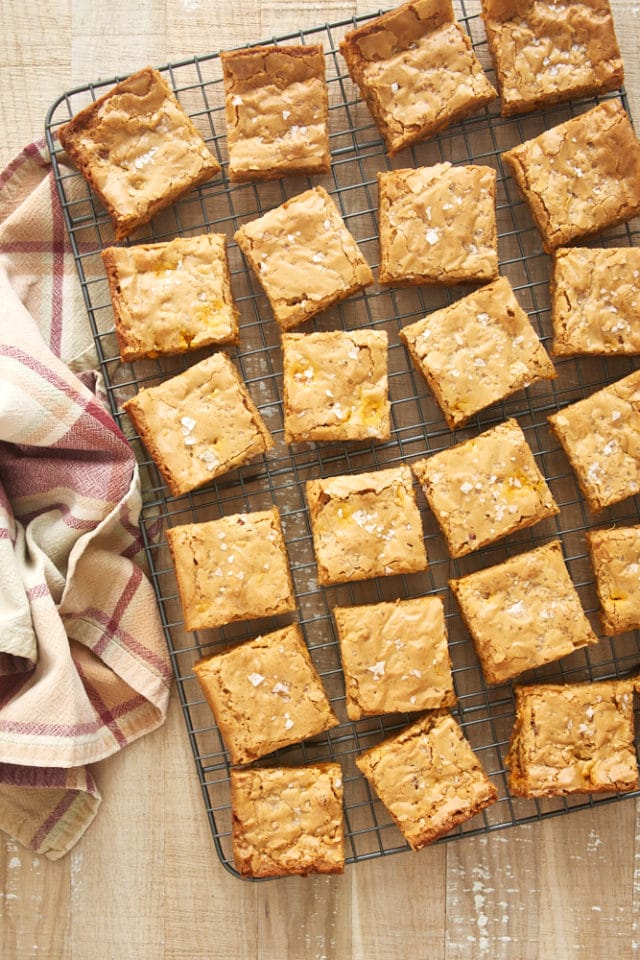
2, 2, 640, 957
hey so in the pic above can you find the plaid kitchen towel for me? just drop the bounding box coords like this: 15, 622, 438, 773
0, 142, 172, 859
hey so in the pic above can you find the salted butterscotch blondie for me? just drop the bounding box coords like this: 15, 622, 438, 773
355, 712, 498, 850
551, 247, 640, 356
102, 233, 238, 362
503, 100, 640, 252
450, 540, 599, 685
339, 0, 496, 155
412, 418, 558, 558
282, 329, 390, 443
306, 465, 427, 585
234, 186, 374, 330
586, 526, 640, 635
58, 67, 220, 240
166, 507, 295, 631
193, 624, 339, 765
482, 0, 624, 117
401, 276, 556, 428
334, 596, 455, 720
221, 44, 330, 181
231, 764, 345, 877
122, 352, 273, 496
548, 369, 640, 511
378, 163, 498, 286
506, 680, 638, 797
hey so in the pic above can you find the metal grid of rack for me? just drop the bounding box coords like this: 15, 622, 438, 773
45, 2, 640, 879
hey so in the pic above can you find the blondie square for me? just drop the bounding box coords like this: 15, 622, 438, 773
231, 764, 345, 877
378, 163, 498, 286
339, 0, 496, 155
482, 0, 624, 117
450, 540, 599, 685
234, 186, 373, 330
334, 596, 455, 720
548, 369, 640, 511
355, 712, 498, 850
166, 507, 295, 631
221, 44, 330, 182
58, 67, 220, 240
193, 624, 339, 765
503, 101, 640, 252
586, 525, 640, 635
412, 418, 558, 558
102, 233, 238, 362
306, 465, 427, 586
122, 352, 273, 496
282, 329, 390, 443
401, 276, 556, 429
506, 680, 638, 797
551, 247, 640, 356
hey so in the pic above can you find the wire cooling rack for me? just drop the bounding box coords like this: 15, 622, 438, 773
45, 2, 640, 878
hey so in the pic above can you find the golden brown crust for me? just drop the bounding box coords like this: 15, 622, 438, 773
378, 164, 498, 286
166, 507, 296, 631
412, 418, 559, 558
231, 764, 345, 877
400, 275, 556, 429
102, 234, 239, 362
355, 712, 498, 850
450, 540, 599, 685
234, 185, 374, 330
306, 465, 428, 586
548, 369, 640, 512
586, 525, 640, 635
502, 100, 640, 252
221, 44, 330, 182
506, 680, 638, 797
551, 247, 640, 357
340, 0, 496, 155
334, 596, 456, 720
58, 66, 220, 240
122, 352, 273, 497
281, 329, 390, 443
193, 624, 339, 765
482, 0, 624, 117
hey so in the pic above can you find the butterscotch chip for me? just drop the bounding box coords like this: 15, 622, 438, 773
551, 247, 640, 357
339, 0, 496, 156
221, 44, 330, 182
234, 186, 373, 330
102, 234, 238, 362
355, 712, 498, 850
412, 418, 558, 558
586, 526, 640, 635
282, 329, 390, 443
166, 507, 295, 631
482, 0, 624, 117
122, 352, 273, 497
193, 624, 339, 765
450, 540, 599, 685
548, 369, 640, 512
506, 680, 638, 797
306, 465, 427, 586
58, 67, 220, 240
401, 276, 555, 429
231, 764, 345, 877
378, 163, 498, 286
503, 101, 640, 253
334, 596, 455, 720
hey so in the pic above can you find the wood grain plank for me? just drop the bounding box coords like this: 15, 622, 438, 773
162, 696, 259, 960
350, 850, 447, 960
1, 3, 640, 959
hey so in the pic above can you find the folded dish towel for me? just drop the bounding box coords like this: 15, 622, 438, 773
0, 142, 172, 859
